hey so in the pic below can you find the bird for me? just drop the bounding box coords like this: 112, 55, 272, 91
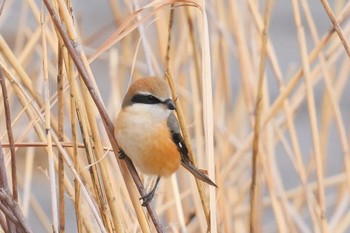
114, 77, 217, 206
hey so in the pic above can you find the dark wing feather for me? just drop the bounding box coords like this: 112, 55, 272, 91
167, 114, 217, 187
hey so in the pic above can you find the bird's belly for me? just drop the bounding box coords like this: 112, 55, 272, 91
115, 113, 181, 177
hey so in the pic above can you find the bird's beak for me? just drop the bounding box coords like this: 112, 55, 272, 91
164, 99, 176, 110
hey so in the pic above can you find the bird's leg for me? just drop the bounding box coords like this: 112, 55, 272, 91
140, 176, 161, 206
118, 149, 127, 159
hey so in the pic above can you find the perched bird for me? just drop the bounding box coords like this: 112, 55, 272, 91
114, 77, 217, 206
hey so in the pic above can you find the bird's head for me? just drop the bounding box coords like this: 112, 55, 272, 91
122, 77, 176, 120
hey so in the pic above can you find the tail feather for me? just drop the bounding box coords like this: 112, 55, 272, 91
181, 161, 218, 188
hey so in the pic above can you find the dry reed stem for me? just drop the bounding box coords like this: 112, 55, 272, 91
65, 51, 82, 233
42, 0, 163, 232
0, 142, 31, 233
0, 67, 17, 201
320, 0, 350, 58
301, 0, 350, 198
164, 5, 188, 232
250, 0, 272, 232
81, 83, 122, 232
2, 36, 106, 233
57, 34, 65, 233
292, 0, 327, 232
40, 9, 59, 233
200, 3, 218, 230
229, 1, 255, 126
1, 0, 350, 232
165, 69, 210, 226
249, 0, 319, 229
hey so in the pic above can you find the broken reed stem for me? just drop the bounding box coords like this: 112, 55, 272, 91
165, 69, 211, 226
42, 0, 163, 232
0, 67, 17, 201
250, 0, 272, 232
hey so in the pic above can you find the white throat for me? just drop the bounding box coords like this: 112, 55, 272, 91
125, 103, 171, 123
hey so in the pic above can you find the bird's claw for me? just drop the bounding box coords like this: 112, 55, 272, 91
140, 191, 155, 206
118, 150, 126, 159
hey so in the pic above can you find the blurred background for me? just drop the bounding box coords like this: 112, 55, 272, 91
0, 0, 350, 232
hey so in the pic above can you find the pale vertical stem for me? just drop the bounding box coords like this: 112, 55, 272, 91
250, 0, 272, 232
171, 175, 187, 233
132, 0, 155, 75
291, 0, 328, 232
41, 8, 58, 233
229, 0, 255, 125
57, 39, 65, 233
66, 49, 82, 233
21, 141, 34, 216
165, 69, 210, 227
200, 1, 217, 232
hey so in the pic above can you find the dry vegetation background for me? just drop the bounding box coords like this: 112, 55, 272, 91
0, 0, 350, 232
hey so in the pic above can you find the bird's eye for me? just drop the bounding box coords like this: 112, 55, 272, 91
147, 95, 159, 103
131, 94, 161, 105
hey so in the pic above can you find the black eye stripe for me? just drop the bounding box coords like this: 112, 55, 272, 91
131, 94, 162, 105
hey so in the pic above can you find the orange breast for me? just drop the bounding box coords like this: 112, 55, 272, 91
138, 124, 181, 177
115, 113, 181, 177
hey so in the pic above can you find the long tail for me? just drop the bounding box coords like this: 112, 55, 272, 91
181, 160, 218, 187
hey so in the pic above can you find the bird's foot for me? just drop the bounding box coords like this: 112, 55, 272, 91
140, 190, 156, 206
139, 176, 160, 206
118, 149, 127, 159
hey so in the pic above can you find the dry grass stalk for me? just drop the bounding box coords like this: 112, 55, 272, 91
250, 0, 273, 232
0, 66, 17, 202
292, 0, 327, 232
